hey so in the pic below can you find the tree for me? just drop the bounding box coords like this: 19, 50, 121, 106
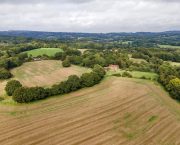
18, 53, 28, 61
122, 71, 132, 78
94, 54, 106, 66
62, 59, 71, 67
66, 49, 81, 56
93, 64, 106, 78
167, 78, 180, 100
0, 59, 9, 69
91, 72, 101, 84
158, 63, 178, 86
68, 56, 82, 65
66, 75, 82, 91
0, 68, 12, 79
13, 87, 48, 103
5, 80, 22, 96
82, 57, 94, 67
81, 72, 101, 87
54, 52, 66, 60
81, 73, 95, 87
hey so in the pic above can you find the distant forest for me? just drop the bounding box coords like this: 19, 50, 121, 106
0, 31, 180, 47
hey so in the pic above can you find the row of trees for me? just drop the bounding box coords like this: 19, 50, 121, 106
0, 53, 29, 80
132, 49, 180, 100
54, 49, 132, 69
157, 63, 180, 100
132, 48, 180, 62
6, 65, 106, 103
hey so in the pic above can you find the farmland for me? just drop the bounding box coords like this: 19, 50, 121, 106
168, 61, 180, 67
0, 77, 179, 145
107, 70, 158, 80
0, 60, 90, 98
159, 45, 180, 49
0, 31, 180, 145
27, 48, 63, 57
11, 60, 89, 87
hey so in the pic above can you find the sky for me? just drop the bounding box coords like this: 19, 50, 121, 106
0, 0, 180, 33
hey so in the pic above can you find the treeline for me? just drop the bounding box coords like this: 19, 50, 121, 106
0, 42, 58, 80
0, 53, 29, 79
132, 48, 180, 62
131, 52, 180, 100
142, 56, 180, 101
54, 49, 132, 69
157, 63, 180, 100
0, 43, 42, 80
6, 65, 106, 103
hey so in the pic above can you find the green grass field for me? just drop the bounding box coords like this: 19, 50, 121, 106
158, 45, 180, 49
107, 70, 158, 80
167, 61, 180, 67
130, 58, 147, 63
27, 48, 63, 57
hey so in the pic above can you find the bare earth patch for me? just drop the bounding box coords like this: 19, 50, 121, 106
0, 77, 179, 145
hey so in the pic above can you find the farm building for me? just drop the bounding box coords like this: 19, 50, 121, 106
104, 65, 119, 71
33, 58, 42, 61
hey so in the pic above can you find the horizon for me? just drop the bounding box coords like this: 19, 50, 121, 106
1, 30, 180, 34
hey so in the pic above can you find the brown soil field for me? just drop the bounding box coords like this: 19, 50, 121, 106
11, 60, 90, 87
0, 77, 180, 145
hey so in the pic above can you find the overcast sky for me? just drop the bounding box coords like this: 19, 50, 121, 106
0, 0, 180, 32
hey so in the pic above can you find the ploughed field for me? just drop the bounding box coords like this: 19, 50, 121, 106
0, 77, 180, 145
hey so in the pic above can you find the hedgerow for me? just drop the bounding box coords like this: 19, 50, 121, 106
7, 64, 106, 103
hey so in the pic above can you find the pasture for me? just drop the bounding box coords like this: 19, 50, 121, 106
128, 54, 147, 63
107, 70, 158, 80
168, 61, 180, 67
27, 48, 63, 57
130, 58, 147, 63
0, 77, 179, 145
158, 45, 180, 49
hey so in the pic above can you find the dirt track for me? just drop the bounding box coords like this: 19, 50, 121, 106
0, 77, 180, 145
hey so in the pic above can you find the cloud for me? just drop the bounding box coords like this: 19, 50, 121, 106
0, 0, 180, 32
0, 0, 93, 4
1, 0, 179, 4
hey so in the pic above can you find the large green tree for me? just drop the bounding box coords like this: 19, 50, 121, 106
93, 64, 106, 78
5, 80, 22, 96
167, 78, 180, 100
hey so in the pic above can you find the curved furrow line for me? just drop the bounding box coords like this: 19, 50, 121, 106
163, 128, 180, 145
31, 98, 159, 143
0, 92, 146, 141
0, 83, 111, 123
117, 113, 171, 145
0, 83, 118, 128
136, 116, 174, 145
14, 95, 147, 145
87, 135, 119, 145
0, 90, 112, 135
30, 120, 114, 145
160, 125, 180, 144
